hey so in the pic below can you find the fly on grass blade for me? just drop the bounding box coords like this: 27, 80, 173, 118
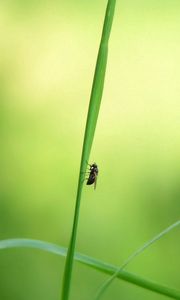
86, 163, 99, 189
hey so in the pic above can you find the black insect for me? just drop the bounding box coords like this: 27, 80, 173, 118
86, 163, 99, 189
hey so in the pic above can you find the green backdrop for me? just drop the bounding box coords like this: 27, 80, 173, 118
0, 1, 179, 299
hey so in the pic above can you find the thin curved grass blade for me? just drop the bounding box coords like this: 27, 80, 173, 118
0, 238, 179, 299
95, 220, 180, 300
61, 1, 116, 300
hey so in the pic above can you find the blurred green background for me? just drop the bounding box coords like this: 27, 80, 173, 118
0, 1, 180, 299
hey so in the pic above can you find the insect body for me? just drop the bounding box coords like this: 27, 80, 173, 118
86, 163, 99, 189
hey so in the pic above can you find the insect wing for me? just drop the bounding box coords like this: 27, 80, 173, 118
94, 173, 98, 189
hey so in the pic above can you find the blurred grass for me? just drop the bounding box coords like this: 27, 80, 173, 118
0, 238, 179, 300
0, 1, 180, 299
95, 221, 180, 299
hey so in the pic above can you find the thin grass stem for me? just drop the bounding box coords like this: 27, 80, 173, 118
95, 220, 180, 299
61, 1, 116, 299
0, 238, 179, 299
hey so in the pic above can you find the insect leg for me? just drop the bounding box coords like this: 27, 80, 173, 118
86, 160, 91, 167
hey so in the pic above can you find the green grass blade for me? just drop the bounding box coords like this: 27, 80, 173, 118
95, 220, 180, 300
0, 238, 67, 255
0, 238, 179, 299
61, 1, 116, 300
